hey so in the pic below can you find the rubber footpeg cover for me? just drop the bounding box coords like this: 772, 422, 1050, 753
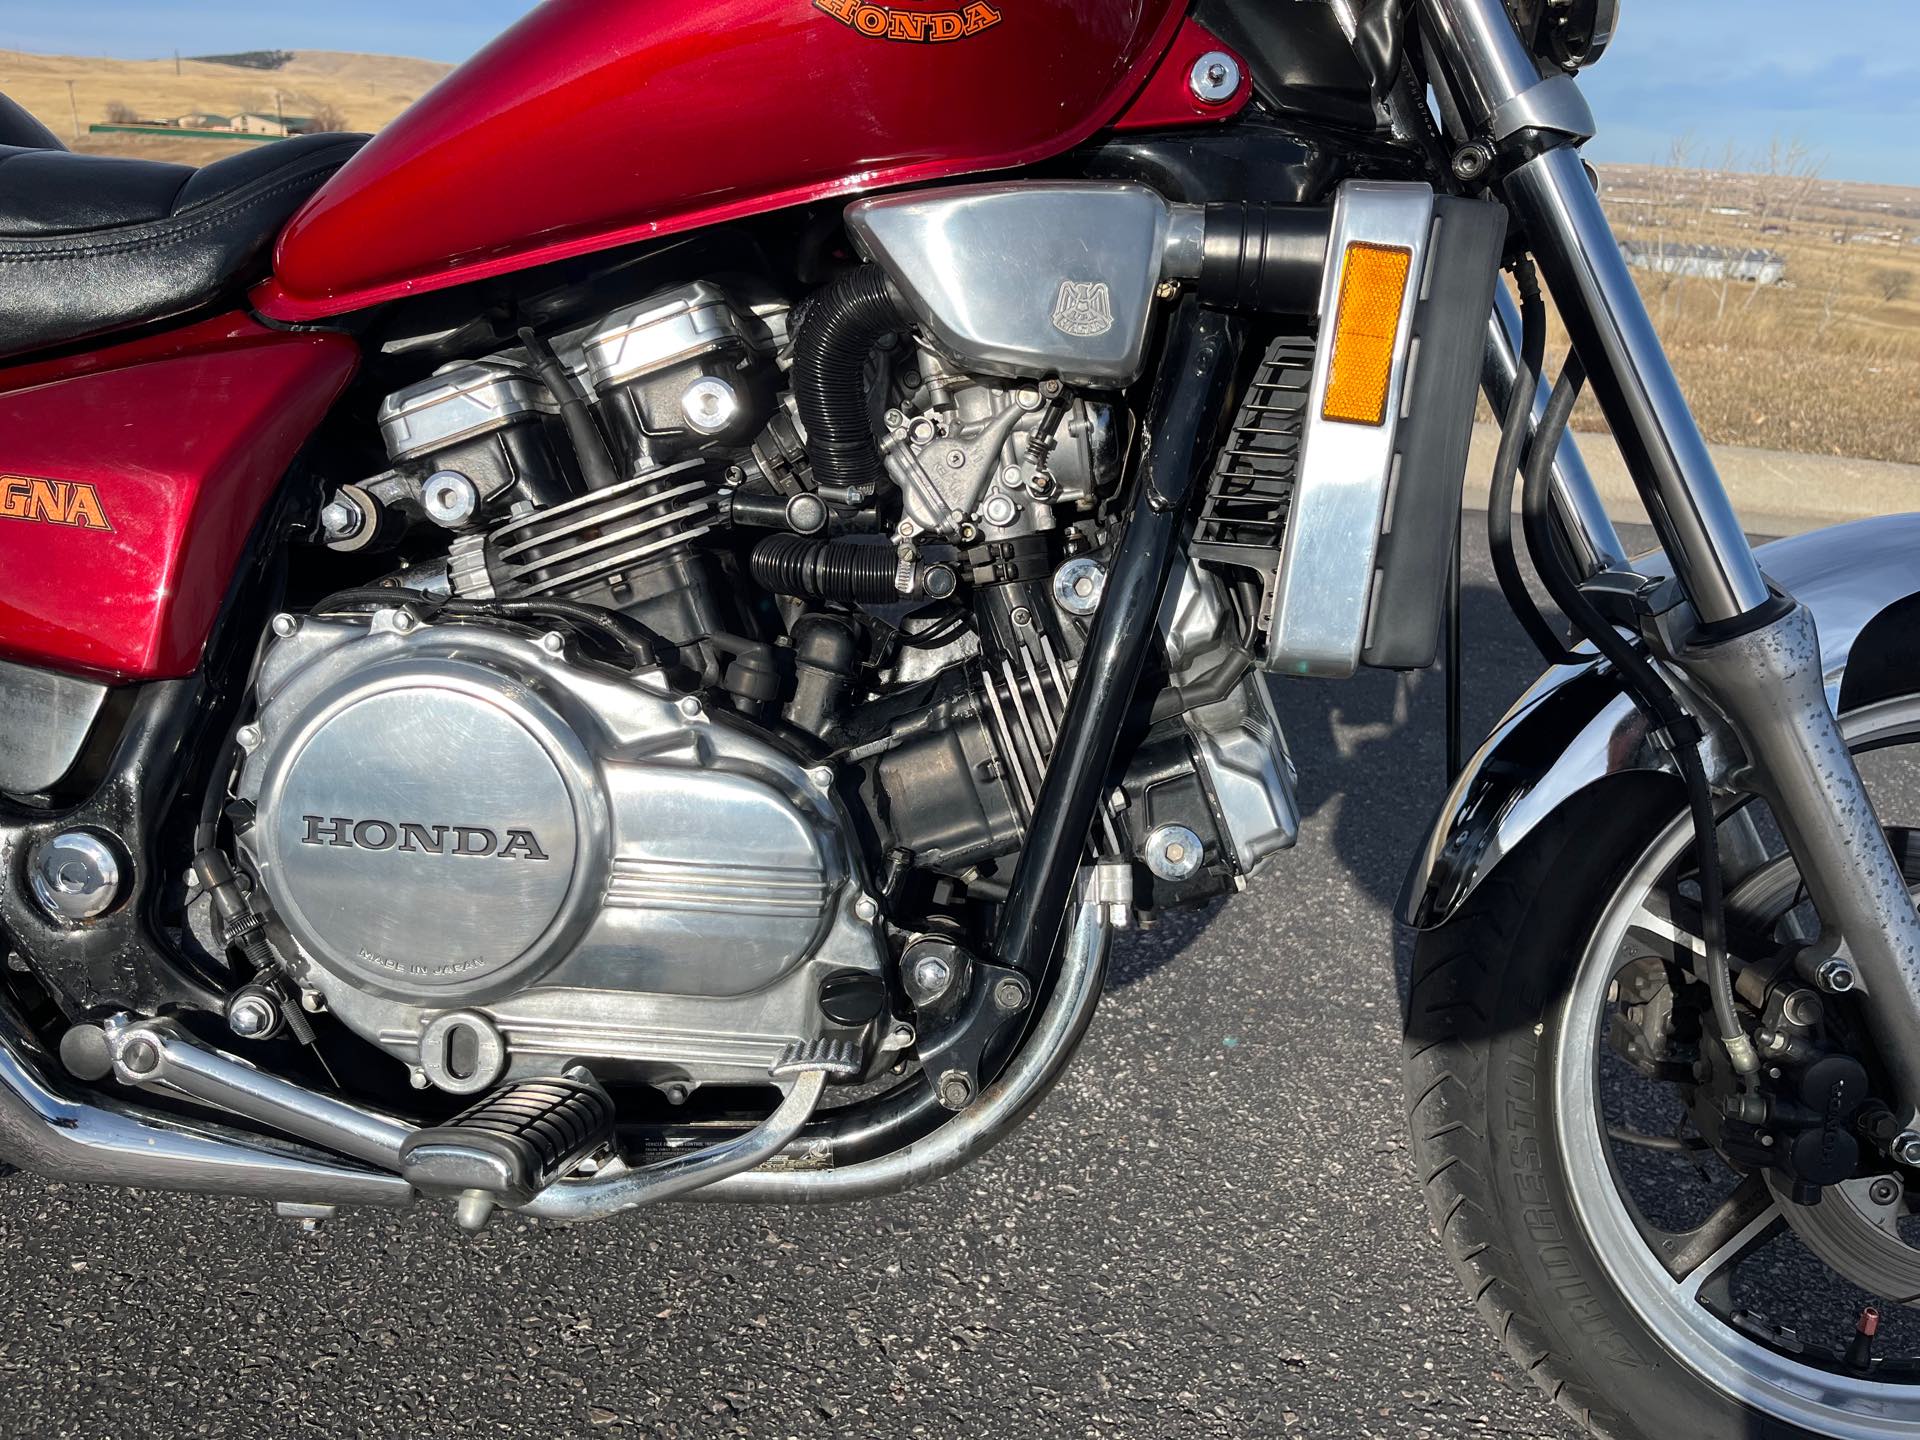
400, 1075, 615, 1203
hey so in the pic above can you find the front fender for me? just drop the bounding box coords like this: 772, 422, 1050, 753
1400, 513, 1920, 929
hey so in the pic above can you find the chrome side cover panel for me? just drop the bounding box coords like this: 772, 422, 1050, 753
1401, 514, 1920, 928
0, 657, 109, 795
235, 609, 885, 1090
1265, 182, 1436, 678
846, 181, 1172, 386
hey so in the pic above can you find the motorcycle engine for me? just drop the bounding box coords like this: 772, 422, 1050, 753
232, 607, 885, 1095
239, 267, 1295, 1102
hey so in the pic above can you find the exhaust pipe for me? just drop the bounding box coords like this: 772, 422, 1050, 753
0, 997, 413, 1209
0, 861, 1120, 1220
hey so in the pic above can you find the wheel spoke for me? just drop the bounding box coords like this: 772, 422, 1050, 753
1627, 889, 1708, 968
1660, 1175, 1783, 1302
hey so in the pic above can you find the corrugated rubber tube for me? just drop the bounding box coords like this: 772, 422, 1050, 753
749, 535, 900, 603
792, 267, 906, 493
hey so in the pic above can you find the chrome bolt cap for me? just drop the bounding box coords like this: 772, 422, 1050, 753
680, 377, 740, 435
30, 831, 123, 922
1143, 823, 1204, 882
421, 470, 481, 528
1188, 50, 1242, 105
1052, 557, 1107, 617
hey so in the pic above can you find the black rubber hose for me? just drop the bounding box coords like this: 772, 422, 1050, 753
792, 268, 905, 493
750, 534, 900, 603
518, 325, 621, 492
1486, 260, 1582, 666
1520, 353, 1753, 1076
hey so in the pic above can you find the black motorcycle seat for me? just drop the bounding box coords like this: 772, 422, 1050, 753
0, 125, 366, 361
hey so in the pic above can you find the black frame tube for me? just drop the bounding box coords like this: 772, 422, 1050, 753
996, 299, 1244, 978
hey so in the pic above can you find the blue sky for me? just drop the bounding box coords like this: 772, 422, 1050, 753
3, 1, 1916, 184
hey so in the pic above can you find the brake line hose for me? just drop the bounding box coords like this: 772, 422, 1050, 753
1486, 259, 1582, 666
1521, 353, 1756, 1076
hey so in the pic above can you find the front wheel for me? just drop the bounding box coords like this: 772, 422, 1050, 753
1406, 694, 1920, 1440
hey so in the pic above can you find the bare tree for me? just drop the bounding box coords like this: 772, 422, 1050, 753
1873, 267, 1914, 304
307, 101, 349, 133
103, 99, 138, 124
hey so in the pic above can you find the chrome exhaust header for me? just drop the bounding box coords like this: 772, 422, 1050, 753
0, 864, 1120, 1222
0, 998, 413, 1209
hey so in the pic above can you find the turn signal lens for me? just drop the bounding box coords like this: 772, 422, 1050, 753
1321, 241, 1413, 426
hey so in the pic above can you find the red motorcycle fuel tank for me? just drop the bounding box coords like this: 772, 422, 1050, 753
259, 0, 1209, 321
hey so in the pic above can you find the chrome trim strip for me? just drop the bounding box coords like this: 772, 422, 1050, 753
1266, 180, 1436, 678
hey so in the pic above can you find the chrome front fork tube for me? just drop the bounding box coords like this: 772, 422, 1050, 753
1428, 0, 1920, 1125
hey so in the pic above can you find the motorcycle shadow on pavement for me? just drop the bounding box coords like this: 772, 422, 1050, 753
1106, 569, 1542, 996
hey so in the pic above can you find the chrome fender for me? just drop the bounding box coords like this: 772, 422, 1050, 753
1400, 513, 1920, 929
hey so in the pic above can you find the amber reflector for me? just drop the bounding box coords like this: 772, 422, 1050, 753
1321, 242, 1413, 426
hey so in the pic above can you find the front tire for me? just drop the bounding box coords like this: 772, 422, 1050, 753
1404, 779, 1826, 1440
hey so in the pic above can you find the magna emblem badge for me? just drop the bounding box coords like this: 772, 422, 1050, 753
813, 0, 1002, 43
1051, 280, 1115, 338
0, 475, 112, 532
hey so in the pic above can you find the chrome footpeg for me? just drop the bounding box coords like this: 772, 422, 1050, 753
400, 1074, 615, 1228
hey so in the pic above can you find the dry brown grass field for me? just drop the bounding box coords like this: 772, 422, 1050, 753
0, 47, 451, 167
1557, 162, 1920, 465
4, 47, 1914, 463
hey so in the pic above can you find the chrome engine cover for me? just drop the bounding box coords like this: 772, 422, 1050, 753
234, 608, 883, 1093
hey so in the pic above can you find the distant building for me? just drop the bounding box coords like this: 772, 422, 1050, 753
171, 111, 229, 128
1619, 239, 1785, 285
228, 112, 318, 137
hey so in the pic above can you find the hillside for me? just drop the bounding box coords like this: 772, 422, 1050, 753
0, 47, 451, 163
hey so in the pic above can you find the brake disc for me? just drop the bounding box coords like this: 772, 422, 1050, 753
1767, 1172, 1920, 1307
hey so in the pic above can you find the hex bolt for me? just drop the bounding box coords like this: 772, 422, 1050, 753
938, 1070, 974, 1110
389, 609, 417, 634
319, 499, 362, 541
270, 613, 300, 639
422, 470, 481, 528
408, 1065, 431, 1090
226, 993, 277, 1040
120, 1037, 160, 1076
1816, 957, 1858, 994
1187, 50, 1242, 104
854, 896, 879, 922
1870, 1176, 1903, 1206
235, 724, 264, 751
539, 631, 567, 656
678, 695, 704, 719
993, 977, 1027, 1012
810, 766, 835, 791
1893, 1131, 1920, 1169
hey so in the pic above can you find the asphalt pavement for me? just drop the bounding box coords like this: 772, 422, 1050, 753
0, 524, 1646, 1440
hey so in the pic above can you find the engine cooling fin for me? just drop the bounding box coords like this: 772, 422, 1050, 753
487, 457, 719, 598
